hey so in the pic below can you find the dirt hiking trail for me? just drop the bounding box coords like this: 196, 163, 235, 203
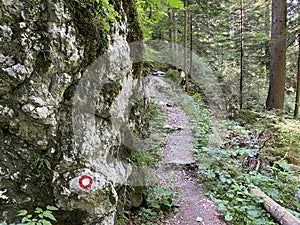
150, 76, 226, 225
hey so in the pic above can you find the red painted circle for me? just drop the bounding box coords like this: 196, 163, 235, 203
79, 175, 93, 189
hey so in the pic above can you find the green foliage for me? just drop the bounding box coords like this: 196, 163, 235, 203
165, 69, 179, 82
176, 92, 211, 148
32, 154, 51, 178
131, 100, 165, 167
236, 109, 300, 165
146, 186, 179, 212
196, 117, 300, 224
17, 206, 59, 225
140, 0, 298, 112
147, 99, 165, 122
193, 92, 202, 101
137, 0, 184, 39
74, 0, 120, 31
271, 119, 300, 165
131, 149, 156, 167
0, 222, 26, 225
165, 0, 184, 9
132, 185, 179, 224
207, 165, 300, 224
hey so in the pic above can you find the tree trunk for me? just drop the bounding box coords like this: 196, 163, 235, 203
184, 0, 188, 91
266, 0, 287, 110
294, 32, 300, 118
189, 11, 193, 78
250, 188, 300, 225
168, 9, 172, 41
171, 9, 178, 64
239, 0, 244, 109
169, 9, 175, 63
264, 0, 271, 86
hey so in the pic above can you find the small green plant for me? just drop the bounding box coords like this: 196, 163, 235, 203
17, 205, 58, 225
132, 185, 179, 224
74, 0, 120, 31
193, 92, 202, 101
32, 154, 52, 178
131, 149, 156, 166
131, 99, 165, 167
165, 69, 179, 82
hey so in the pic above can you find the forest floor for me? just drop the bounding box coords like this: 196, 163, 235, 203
150, 76, 226, 225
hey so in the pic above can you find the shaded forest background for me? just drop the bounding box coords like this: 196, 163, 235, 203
122, 2, 300, 223
137, 0, 299, 115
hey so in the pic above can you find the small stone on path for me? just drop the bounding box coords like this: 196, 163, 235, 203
196, 217, 203, 222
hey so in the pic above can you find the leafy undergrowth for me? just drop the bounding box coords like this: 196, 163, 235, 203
131, 99, 166, 168
236, 109, 300, 165
0, 205, 58, 225
122, 185, 180, 225
195, 108, 300, 224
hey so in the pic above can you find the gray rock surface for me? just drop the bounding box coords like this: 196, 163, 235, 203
0, 0, 146, 224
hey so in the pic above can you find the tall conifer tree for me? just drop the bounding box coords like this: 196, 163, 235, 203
266, 0, 287, 109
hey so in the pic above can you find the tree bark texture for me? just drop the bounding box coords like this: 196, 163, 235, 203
294, 32, 300, 118
266, 0, 287, 109
250, 188, 300, 225
239, 0, 244, 109
184, 0, 188, 91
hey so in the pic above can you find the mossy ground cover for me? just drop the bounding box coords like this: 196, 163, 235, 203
236, 109, 300, 166
194, 106, 300, 224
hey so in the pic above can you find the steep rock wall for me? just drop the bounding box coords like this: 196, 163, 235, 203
0, 0, 146, 224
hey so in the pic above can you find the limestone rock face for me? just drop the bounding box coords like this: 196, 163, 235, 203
0, 0, 146, 224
